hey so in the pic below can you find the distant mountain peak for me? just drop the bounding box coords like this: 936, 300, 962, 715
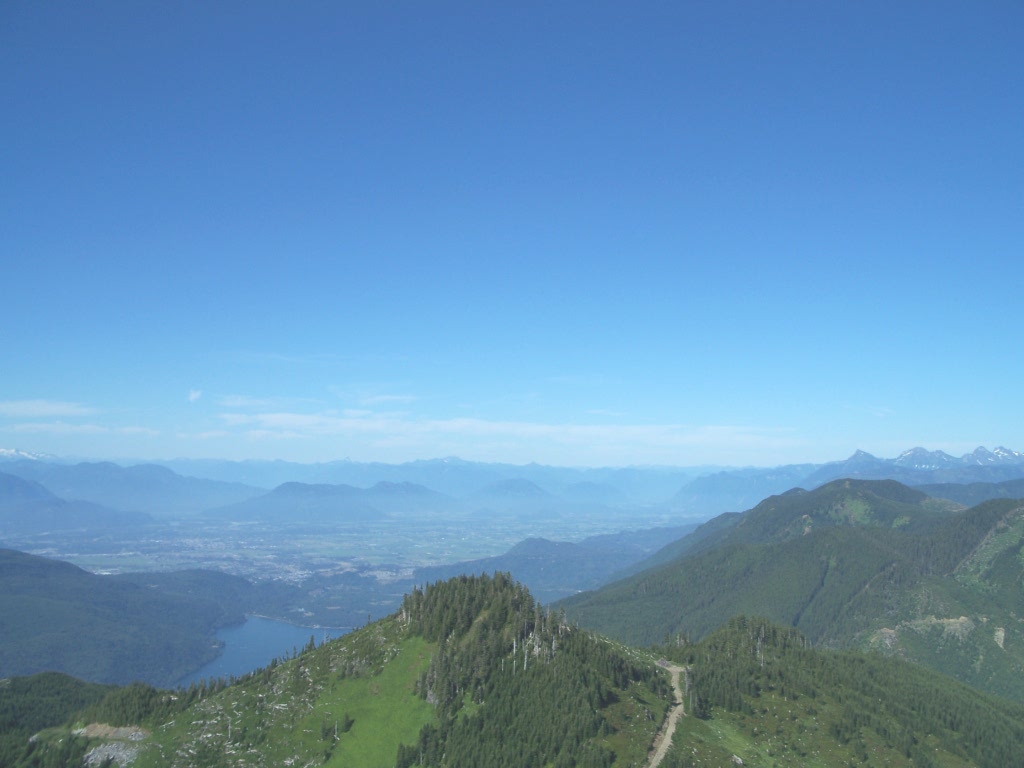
965, 446, 1024, 465
371, 480, 438, 495
476, 478, 552, 499
845, 449, 880, 464
0, 470, 57, 502
968, 446, 996, 464
893, 447, 959, 469
0, 448, 53, 461
269, 481, 358, 497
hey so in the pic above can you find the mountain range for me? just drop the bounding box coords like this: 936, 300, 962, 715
413, 524, 696, 604
5, 445, 1024, 521
150, 455, 698, 502
0, 471, 152, 534
668, 446, 1024, 516
560, 478, 1024, 702
205, 480, 459, 523
0, 460, 260, 516
806, 445, 1024, 484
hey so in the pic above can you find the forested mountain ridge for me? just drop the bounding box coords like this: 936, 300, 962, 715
11, 574, 671, 768
10, 576, 1024, 768
657, 617, 1024, 767
715, 478, 943, 541
917, 476, 1024, 507
611, 478, 948, 575
560, 481, 1024, 702
0, 672, 114, 768
0, 549, 259, 686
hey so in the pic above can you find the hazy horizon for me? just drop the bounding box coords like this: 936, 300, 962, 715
4, 3, 1021, 468
2, 443, 1018, 473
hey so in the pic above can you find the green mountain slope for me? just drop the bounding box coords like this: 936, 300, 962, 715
11, 576, 1024, 768
560, 481, 1024, 702
0, 549, 257, 686
14, 574, 669, 768
624, 478, 947, 578
917, 476, 1024, 507
0, 672, 114, 768
660, 617, 1024, 768
414, 525, 696, 604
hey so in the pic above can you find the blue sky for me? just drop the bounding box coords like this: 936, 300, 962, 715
2, 1, 1022, 467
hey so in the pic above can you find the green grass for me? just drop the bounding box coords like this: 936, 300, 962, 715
835, 498, 872, 525
319, 637, 434, 767
123, 623, 437, 768
599, 680, 667, 766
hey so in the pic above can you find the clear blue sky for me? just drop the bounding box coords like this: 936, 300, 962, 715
2, 1, 1022, 467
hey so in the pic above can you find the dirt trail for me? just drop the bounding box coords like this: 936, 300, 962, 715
647, 661, 686, 768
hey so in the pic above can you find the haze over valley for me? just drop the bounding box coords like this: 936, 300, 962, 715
4, 445, 1024, 678
5, 445, 1024, 767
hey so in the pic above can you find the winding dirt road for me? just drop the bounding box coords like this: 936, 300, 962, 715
646, 662, 686, 768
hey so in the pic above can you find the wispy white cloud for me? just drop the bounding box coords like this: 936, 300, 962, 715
341, 409, 375, 418
218, 394, 324, 410
188, 389, 202, 403
219, 394, 273, 409
3, 421, 159, 436
216, 409, 802, 464
117, 426, 160, 436
217, 410, 762, 442
245, 428, 307, 441
359, 394, 417, 406
176, 429, 230, 440
0, 399, 96, 418
5, 421, 107, 434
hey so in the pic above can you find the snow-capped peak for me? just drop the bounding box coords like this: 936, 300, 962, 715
892, 447, 959, 469
0, 448, 51, 461
966, 446, 1024, 465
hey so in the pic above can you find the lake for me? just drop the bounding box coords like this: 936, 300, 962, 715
176, 615, 351, 687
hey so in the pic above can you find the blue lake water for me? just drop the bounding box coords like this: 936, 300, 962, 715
176, 616, 351, 687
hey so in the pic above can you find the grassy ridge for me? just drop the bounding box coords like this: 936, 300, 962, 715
125, 618, 434, 768
325, 637, 435, 767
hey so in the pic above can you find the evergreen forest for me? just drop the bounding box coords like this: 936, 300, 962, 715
5, 574, 1024, 768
